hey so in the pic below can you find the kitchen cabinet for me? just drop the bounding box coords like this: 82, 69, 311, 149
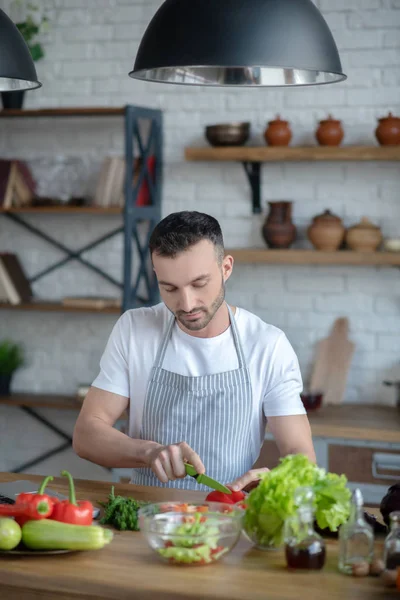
261, 434, 400, 505
257, 405, 400, 505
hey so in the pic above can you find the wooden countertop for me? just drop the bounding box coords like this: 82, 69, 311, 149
0, 472, 394, 600
305, 405, 400, 443
1, 395, 399, 443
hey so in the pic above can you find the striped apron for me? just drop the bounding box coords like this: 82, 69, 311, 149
131, 304, 254, 490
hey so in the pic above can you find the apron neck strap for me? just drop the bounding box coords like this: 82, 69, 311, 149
155, 303, 246, 369
226, 304, 246, 368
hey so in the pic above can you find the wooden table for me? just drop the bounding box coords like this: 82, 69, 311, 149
0, 472, 395, 600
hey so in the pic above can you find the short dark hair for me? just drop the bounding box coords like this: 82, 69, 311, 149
149, 211, 224, 262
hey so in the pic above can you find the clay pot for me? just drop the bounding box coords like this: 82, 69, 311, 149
262, 201, 296, 248
315, 115, 344, 146
264, 115, 292, 146
375, 112, 400, 146
345, 217, 382, 252
307, 209, 345, 251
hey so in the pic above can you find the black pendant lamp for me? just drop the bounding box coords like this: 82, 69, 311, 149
0, 8, 41, 92
130, 0, 346, 87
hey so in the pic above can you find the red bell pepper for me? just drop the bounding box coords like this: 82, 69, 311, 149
0, 502, 49, 519
50, 470, 93, 526
205, 489, 246, 504
2, 475, 56, 526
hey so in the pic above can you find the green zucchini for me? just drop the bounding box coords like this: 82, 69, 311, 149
21, 519, 113, 551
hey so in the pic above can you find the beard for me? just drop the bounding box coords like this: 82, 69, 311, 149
175, 279, 225, 332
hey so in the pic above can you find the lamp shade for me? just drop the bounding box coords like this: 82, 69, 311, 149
130, 0, 346, 87
0, 8, 41, 92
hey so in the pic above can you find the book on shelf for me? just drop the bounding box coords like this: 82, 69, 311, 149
61, 296, 121, 309
0, 253, 33, 304
93, 155, 155, 208
0, 159, 37, 208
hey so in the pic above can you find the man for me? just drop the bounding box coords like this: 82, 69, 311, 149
73, 211, 315, 491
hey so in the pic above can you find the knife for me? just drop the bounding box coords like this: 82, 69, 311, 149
184, 463, 232, 494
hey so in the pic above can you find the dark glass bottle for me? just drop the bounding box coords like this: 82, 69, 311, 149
284, 487, 326, 570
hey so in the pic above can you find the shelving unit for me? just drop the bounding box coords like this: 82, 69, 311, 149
226, 248, 400, 266
0, 206, 123, 215
0, 105, 163, 313
0, 107, 126, 118
0, 301, 121, 314
185, 145, 400, 213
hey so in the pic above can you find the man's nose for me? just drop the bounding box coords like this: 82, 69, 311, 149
179, 289, 196, 313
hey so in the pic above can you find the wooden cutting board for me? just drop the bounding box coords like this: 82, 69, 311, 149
309, 317, 355, 406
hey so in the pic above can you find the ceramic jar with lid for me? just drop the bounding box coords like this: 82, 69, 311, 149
307, 209, 345, 251
315, 115, 344, 146
264, 115, 292, 146
345, 217, 382, 252
375, 112, 400, 146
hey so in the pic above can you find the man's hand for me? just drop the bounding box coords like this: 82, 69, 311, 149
227, 467, 270, 493
144, 441, 205, 484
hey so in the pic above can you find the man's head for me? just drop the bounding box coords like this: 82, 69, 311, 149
149, 211, 233, 332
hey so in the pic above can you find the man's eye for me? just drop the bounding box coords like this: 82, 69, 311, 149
193, 282, 207, 288
164, 287, 176, 293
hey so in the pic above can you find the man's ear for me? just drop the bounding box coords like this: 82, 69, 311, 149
222, 254, 234, 282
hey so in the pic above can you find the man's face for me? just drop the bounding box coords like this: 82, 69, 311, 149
152, 240, 233, 332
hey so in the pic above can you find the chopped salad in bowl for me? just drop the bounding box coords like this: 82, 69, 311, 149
138, 501, 243, 565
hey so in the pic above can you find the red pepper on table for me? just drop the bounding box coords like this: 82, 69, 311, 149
0, 502, 50, 519
1, 475, 56, 525
205, 490, 246, 504
50, 470, 93, 526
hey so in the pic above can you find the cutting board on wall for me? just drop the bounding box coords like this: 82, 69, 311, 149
309, 317, 355, 406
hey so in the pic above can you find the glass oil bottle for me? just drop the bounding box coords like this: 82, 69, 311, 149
338, 488, 374, 574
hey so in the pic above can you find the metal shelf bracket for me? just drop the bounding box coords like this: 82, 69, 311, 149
242, 161, 261, 214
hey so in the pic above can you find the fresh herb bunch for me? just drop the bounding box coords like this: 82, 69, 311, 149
99, 486, 148, 531
0, 340, 24, 376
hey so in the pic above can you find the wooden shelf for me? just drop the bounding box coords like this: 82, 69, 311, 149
0, 107, 126, 118
226, 248, 400, 266
0, 206, 123, 214
0, 301, 121, 314
185, 145, 400, 162
0, 393, 81, 409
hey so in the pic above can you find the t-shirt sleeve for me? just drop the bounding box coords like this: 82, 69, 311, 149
91, 313, 130, 398
263, 332, 306, 418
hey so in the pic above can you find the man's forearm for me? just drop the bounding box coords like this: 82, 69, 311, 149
73, 418, 160, 469
283, 445, 316, 463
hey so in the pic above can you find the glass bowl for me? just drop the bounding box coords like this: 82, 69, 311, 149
138, 501, 243, 566
242, 508, 284, 551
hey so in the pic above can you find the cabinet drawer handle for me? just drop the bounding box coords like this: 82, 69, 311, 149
372, 453, 400, 481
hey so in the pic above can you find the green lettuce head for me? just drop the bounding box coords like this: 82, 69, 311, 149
243, 454, 351, 549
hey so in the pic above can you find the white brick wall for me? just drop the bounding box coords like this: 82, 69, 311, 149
0, 0, 400, 476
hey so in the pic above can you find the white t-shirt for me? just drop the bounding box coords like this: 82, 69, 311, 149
92, 303, 305, 459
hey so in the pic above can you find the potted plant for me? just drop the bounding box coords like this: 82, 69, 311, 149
0, 340, 24, 395
2, 1, 49, 110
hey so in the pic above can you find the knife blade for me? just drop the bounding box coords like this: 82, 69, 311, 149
184, 463, 232, 494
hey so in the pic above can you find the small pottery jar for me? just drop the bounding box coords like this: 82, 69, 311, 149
315, 115, 344, 146
262, 201, 296, 248
345, 217, 382, 252
307, 209, 345, 251
264, 115, 292, 147
375, 112, 400, 146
